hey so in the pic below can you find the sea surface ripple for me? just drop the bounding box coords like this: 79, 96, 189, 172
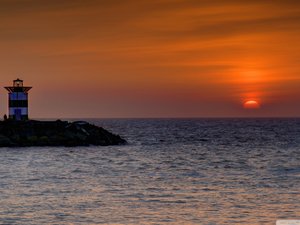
0, 118, 299, 224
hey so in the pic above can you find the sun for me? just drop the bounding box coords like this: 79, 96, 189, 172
243, 100, 260, 109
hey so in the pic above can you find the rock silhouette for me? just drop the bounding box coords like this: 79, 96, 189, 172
0, 120, 126, 147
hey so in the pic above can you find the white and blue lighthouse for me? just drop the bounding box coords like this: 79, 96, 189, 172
4, 79, 32, 120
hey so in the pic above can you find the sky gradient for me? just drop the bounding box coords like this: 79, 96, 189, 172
1, 0, 300, 118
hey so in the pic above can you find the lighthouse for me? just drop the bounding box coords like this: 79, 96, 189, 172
4, 79, 32, 121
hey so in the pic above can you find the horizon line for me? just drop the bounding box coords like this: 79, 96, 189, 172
31, 116, 300, 120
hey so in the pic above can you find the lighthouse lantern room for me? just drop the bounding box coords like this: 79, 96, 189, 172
4, 79, 32, 121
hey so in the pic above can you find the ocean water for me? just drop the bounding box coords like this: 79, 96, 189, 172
0, 118, 299, 224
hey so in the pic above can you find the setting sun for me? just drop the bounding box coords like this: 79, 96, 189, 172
243, 100, 260, 109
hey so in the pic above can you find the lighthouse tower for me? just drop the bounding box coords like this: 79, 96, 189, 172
4, 79, 32, 121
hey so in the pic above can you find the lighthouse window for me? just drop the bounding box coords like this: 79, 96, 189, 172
10, 93, 27, 100
14, 80, 23, 87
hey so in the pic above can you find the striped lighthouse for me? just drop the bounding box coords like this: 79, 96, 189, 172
4, 79, 32, 121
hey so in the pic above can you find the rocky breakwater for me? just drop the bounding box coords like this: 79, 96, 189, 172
0, 120, 126, 147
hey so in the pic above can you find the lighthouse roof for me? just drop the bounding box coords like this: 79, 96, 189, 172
4, 78, 32, 93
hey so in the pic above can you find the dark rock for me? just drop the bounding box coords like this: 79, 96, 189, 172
0, 120, 126, 147
0, 134, 14, 147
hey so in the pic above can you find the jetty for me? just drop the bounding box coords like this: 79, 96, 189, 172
0, 119, 126, 147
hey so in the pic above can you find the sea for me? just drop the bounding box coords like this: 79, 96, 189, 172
0, 118, 299, 225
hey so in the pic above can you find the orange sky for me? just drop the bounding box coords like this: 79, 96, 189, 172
1, 0, 300, 118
